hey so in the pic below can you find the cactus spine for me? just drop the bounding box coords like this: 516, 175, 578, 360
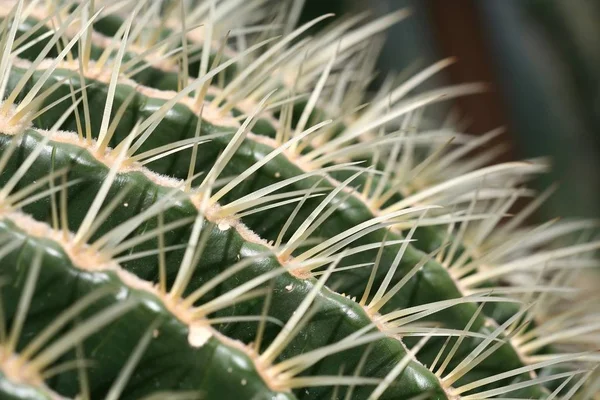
0, 1, 598, 399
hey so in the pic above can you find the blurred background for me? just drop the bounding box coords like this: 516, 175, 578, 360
299, 0, 600, 222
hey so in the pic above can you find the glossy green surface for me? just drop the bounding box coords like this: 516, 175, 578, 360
0, 129, 447, 399
0, 217, 295, 400
1, 61, 547, 395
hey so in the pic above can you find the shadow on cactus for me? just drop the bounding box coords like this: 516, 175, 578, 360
0, 0, 598, 399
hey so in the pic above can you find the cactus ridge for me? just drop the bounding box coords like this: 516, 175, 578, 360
0, 124, 452, 398
0, 1, 598, 399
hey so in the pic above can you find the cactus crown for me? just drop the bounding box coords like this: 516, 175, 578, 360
0, 0, 598, 399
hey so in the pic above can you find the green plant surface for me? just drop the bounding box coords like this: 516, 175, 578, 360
0, 127, 447, 399
0, 60, 550, 396
0, 215, 297, 399
0, 1, 597, 399
1, 30, 587, 397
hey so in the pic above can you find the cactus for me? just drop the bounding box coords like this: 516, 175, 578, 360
0, 1, 598, 399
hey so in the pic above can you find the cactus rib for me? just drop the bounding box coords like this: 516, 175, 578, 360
0, 1, 597, 399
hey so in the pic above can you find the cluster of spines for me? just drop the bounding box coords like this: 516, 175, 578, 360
0, 0, 598, 399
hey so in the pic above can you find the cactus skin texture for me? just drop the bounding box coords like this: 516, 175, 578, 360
0, 1, 598, 399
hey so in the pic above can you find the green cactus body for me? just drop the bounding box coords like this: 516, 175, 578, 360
0, 1, 598, 400
0, 127, 445, 399
0, 60, 547, 395
0, 214, 297, 399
